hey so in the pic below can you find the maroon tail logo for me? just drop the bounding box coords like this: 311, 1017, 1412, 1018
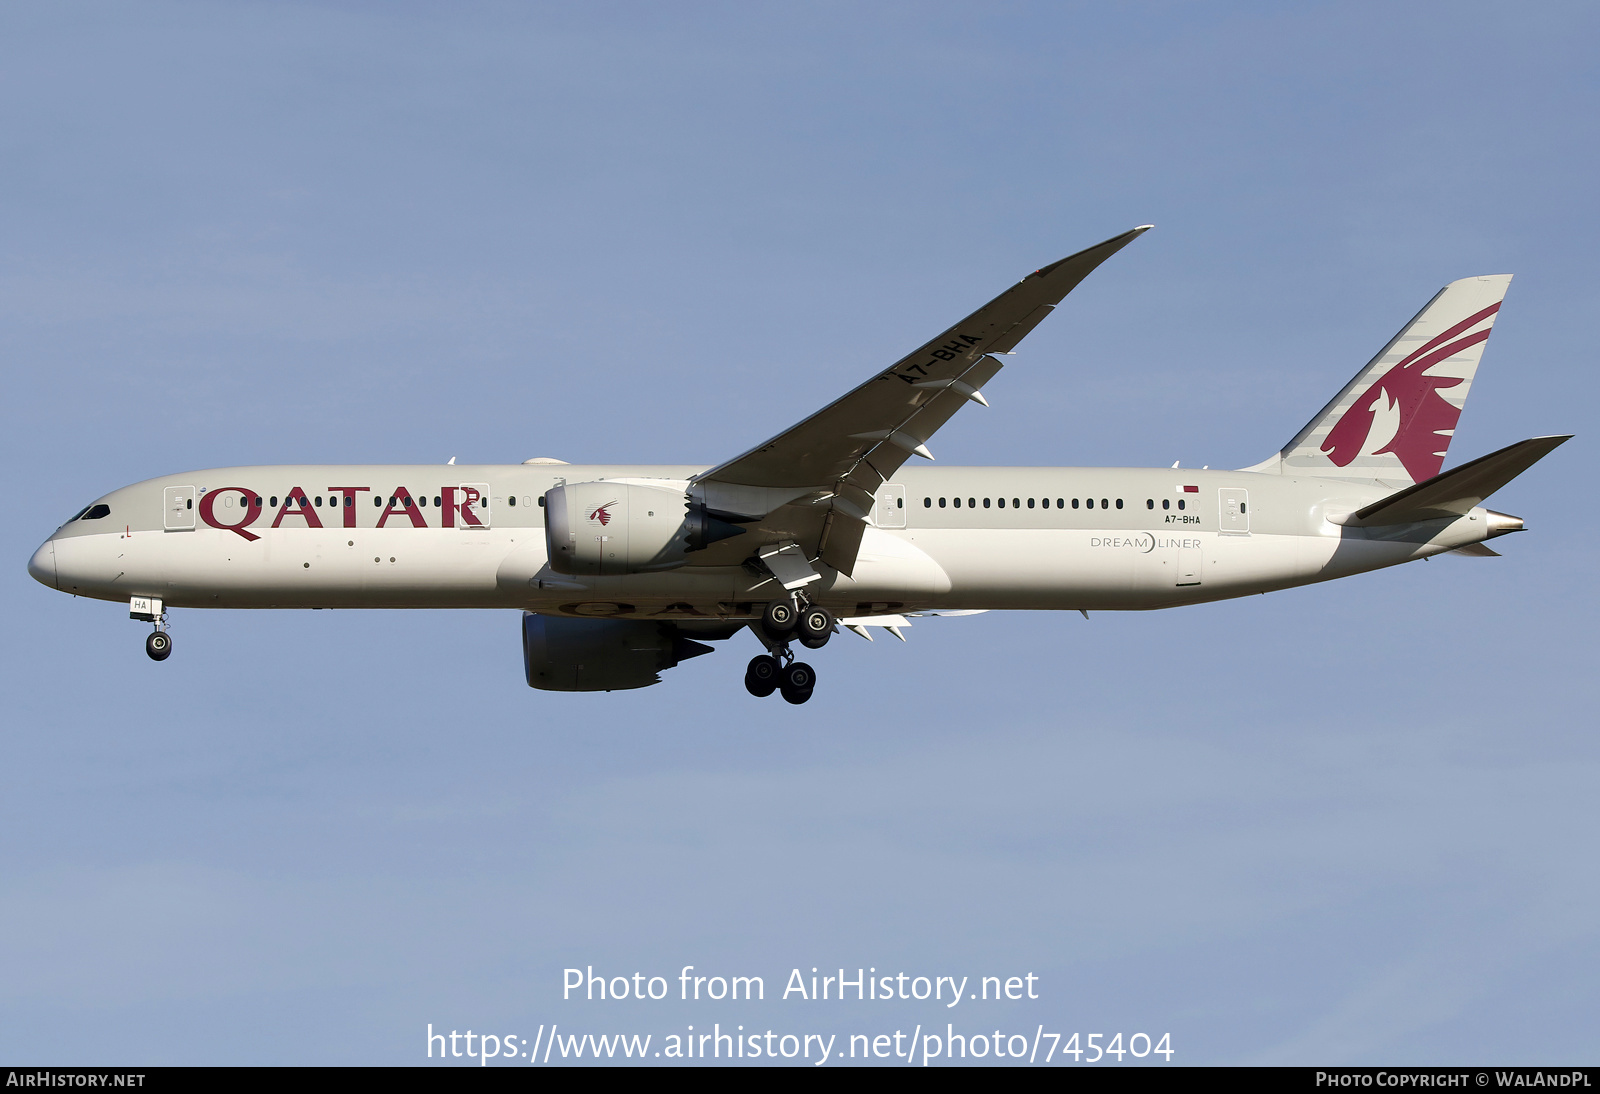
1321, 302, 1500, 482
588, 502, 616, 526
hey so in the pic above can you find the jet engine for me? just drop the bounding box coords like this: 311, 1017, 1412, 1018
543, 481, 747, 576
521, 613, 715, 691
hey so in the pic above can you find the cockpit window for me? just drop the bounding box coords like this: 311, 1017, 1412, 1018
66, 505, 93, 523
80, 504, 111, 520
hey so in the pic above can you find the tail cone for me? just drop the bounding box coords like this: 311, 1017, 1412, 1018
1484, 510, 1524, 539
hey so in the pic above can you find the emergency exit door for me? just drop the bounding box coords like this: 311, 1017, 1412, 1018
455, 482, 491, 529
1219, 488, 1250, 534
875, 484, 906, 528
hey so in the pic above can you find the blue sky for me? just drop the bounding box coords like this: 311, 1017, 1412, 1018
2, 1, 1596, 1065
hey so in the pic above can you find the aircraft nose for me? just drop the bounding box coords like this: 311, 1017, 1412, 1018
28, 539, 57, 589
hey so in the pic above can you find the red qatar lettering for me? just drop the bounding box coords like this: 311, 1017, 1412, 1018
198, 488, 262, 542
440, 486, 484, 529
328, 486, 369, 528
377, 486, 428, 528
271, 487, 324, 529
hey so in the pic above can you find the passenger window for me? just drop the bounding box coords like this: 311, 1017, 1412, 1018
374, 497, 383, 507
1085, 498, 1094, 509
1012, 498, 1020, 508
1178, 499, 1186, 510
968, 497, 974, 508
953, 497, 961, 508
538, 496, 547, 507
1101, 498, 1108, 508
1116, 499, 1123, 509
82, 504, 111, 520
1027, 498, 1035, 508
983, 498, 991, 508
997, 497, 1005, 508
1056, 498, 1064, 508
897, 497, 903, 508
508, 496, 516, 506
1146, 499, 1154, 509
939, 497, 946, 508
924, 497, 931, 507
270, 496, 278, 507
1240, 502, 1247, 513
1163, 499, 1170, 510
1072, 498, 1079, 509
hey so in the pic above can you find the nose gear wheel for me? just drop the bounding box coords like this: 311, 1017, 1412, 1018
145, 630, 172, 662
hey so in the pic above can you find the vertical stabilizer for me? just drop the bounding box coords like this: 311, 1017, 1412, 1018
1256, 275, 1512, 486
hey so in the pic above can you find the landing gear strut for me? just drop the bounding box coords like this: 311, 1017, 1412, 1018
746, 595, 832, 703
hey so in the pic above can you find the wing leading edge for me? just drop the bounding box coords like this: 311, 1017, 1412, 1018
690, 225, 1152, 576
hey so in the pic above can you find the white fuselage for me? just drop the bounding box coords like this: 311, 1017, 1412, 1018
28, 463, 1498, 621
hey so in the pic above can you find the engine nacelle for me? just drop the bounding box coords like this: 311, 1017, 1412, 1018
543, 480, 746, 576
521, 613, 712, 691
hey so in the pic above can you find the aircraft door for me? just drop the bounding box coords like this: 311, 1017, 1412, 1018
455, 482, 491, 529
1219, 488, 1249, 534
875, 484, 906, 528
163, 486, 196, 530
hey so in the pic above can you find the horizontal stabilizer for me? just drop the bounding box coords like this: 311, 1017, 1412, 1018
1343, 435, 1570, 527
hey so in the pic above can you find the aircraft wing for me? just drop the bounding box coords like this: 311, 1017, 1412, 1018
690, 225, 1152, 575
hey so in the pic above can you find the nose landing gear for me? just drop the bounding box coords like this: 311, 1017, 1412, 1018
130, 596, 170, 661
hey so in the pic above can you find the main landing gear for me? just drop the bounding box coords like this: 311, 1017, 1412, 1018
745, 597, 834, 704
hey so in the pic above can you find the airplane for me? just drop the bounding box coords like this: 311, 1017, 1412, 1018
26, 226, 1569, 704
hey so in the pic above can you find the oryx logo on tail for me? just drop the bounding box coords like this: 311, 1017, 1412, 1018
1321, 302, 1500, 483
587, 501, 618, 526
1268, 274, 1511, 485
